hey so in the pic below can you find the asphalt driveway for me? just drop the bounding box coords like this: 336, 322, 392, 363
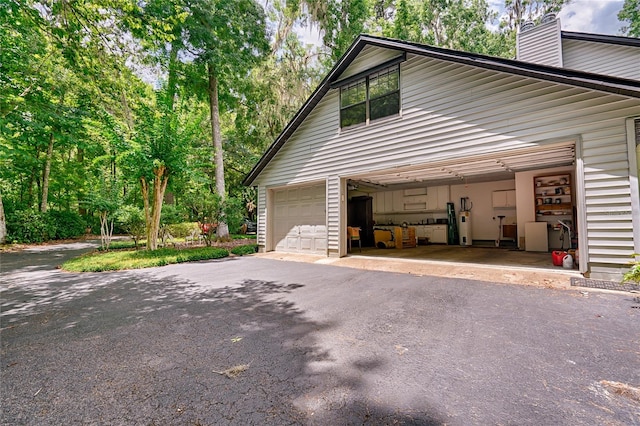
1, 243, 639, 425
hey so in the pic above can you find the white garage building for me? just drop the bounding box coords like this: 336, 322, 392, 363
244, 18, 640, 280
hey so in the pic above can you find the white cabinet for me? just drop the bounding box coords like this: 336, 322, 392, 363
403, 188, 427, 196
492, 190, 516, 208
430, 225, 448, 244
426, 191, 439, 211
403, 195, 428, 211
426, 185, 450, 211
525, 221, 548, 252
374, 186, 450, 213
417, 225, 448, 244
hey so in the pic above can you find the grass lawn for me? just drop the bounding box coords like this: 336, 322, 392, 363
99, 234, 256, 251
63, 246, 234, 272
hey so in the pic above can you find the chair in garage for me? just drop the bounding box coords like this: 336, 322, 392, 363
347, 226, 361, 252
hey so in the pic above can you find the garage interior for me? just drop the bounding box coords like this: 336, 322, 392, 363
345, 141, 580, 271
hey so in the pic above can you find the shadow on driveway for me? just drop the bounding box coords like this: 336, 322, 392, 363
1, 263, 444, 424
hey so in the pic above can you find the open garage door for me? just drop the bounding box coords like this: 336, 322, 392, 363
272, 184, 327, 254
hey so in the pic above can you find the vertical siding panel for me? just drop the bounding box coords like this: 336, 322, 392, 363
256, 185, 267, 250
326, 176, 341, 255
581, 124, 635, 267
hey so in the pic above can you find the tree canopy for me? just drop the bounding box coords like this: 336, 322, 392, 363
0, 0, 629, 246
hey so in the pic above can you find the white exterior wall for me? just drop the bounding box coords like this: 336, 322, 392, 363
257, 185, 266, 250
338, 45, 402, 79
562, 39, 640, 80
517, 20, 563, 67
255, 50, 640, 278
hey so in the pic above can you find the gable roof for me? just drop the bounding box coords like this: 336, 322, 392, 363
243, 34, 640, 186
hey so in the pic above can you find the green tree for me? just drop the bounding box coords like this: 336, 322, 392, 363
502, 0, 570, 32
618, 0, 640, 37
117, 205, 146, 248
183, 0, 269, 240
1, 0, 149, 232
121, 98, 188, 250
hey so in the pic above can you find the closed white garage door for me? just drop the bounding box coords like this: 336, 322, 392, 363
273, 184, 327, 254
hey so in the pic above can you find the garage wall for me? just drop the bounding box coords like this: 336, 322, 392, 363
253, 47, 640, 278
450, 180, 516, 241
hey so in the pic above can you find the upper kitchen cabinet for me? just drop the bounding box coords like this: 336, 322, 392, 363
373, 185, 450, 213
492, 190, 516, 208
427, 186, 450, 211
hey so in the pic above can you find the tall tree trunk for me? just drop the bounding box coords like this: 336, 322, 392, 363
40, 132, 54, 212
0, 190, 6, 244
141, 166, 169, 250
141, 176, 151, 249
207, 63, 230, 240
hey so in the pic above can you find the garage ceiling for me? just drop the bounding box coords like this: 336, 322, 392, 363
349, 142, 575, 190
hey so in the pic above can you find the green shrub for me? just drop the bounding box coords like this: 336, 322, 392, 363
623, 254, 640, 285
116, 206, 146, 247
48, 210, 86, 239
7, 210, 88, 243
166, 222, 199, 238
231, 244, 258, 256
161, 204, 188, 225
7, 211, 56, 243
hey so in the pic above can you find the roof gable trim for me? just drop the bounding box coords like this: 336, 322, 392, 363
330, 53, 407, 89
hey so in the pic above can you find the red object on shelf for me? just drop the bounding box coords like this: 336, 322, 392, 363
552, 250, 567, 266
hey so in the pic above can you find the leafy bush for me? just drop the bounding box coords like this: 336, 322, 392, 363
48, 210, 86, 239
622, 254, 640, 285
7, 211, 57, 243
6, 209, 88, 243
161, 204, 188, 225
231, 244, 258, 256
117, 205, 146, 247
166, 222, 199, 238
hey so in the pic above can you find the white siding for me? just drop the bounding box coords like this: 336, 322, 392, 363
254, 48, 640, 276
562, 39, 640, 81
326, 176, 342, 255
517, 20, 563, 67
256, 186, 267, 250
336, 45, 403, 80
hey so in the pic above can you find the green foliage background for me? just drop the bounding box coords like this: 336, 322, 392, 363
3, 0, 625, 245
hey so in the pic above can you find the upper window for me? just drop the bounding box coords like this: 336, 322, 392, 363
340, 65, 400, 129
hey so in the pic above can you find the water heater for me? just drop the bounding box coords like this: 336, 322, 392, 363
459, 211, 472, 246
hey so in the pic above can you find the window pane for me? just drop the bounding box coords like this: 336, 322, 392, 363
370, 92, 399, 121
369, 67, 398, 99
341, 102, 366, 127
341, 79, 366, 108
